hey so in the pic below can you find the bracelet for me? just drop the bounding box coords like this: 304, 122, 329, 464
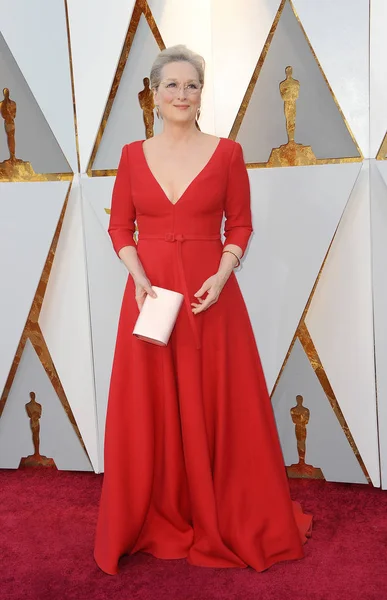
222, 250, 241, 268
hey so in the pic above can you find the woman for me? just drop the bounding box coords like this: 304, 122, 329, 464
95, 45, 312, 575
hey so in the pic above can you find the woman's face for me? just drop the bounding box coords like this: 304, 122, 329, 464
153, 61, 202, 124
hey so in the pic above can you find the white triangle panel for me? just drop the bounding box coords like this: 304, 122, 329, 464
148, 0, 214, 134
0, 340, 91, 471
39, 176, 99, 472
81, 175, 115, 234
371, 161, 387, 488
81, 178, 128, 471
292, 0, 369, 157
210, 0, 282, 137
370, 0, 387, 157
67, 0, 136, 172
0, 181, 68, 399
237, 162, 361, 393
0, 0, 78, 171
305, 162, 379, 486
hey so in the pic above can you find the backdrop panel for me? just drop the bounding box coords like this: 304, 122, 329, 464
0, 181, 68, 399
0, 1, 382, 483
0, 33, 71, 174
305, 163, 379, 486
92, 12, 164, 171
272, 339, 368, 484
81, 176, 128, 470
0, 340, 92, 471
292, 0, 369, 158
237, 163, 361, 393
235, 0, 361, 163
370, 0, 387, 158
67, 0, 136, 172
39, 177, 99, 472
211, 0, 282, 138
371, 161, 387, 489
0, 0, 78, 172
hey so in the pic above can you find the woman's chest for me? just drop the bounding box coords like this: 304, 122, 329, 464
131, 161, 227, 217
146, 153, 212, 205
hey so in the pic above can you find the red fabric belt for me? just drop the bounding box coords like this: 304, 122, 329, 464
139, 233, 221, 349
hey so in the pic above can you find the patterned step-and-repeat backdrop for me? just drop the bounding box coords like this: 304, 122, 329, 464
1, 0, 387, 488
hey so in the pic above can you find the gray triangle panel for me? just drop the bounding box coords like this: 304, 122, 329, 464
272, 339, 367, 484
237, 1, 360, 163
0, 33, 71, 173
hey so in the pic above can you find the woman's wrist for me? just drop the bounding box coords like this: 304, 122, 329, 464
216, 254, 236, 281
222, 249, 240, 268
123, 261, 142, 279
131, 266, 148, 283
218, 246, 240, 272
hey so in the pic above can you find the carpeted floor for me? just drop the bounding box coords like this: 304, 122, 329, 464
1, 469, 386, 600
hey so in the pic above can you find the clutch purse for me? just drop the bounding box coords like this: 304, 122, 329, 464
133, 286, 184, 346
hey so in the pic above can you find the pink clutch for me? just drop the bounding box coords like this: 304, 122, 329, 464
132, 286, 184, 346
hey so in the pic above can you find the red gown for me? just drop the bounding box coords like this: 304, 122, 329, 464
94, 138, 312, 575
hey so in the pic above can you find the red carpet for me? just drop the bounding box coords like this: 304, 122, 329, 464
0, 469, 386, 600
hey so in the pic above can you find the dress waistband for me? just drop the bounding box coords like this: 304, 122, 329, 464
139, 233, 221, 242
139, 233, 221, 349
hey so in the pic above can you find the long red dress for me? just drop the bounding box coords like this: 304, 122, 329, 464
94, 137, 312, 575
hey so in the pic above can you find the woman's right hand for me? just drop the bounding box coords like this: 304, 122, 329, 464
133, 275, 157, 311
117, 246, 157, 310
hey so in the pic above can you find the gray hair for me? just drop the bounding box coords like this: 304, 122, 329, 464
150, 44, 205, 89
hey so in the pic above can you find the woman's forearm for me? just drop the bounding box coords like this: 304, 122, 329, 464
118, 246, 146, 280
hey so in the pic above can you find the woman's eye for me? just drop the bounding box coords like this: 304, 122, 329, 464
166, 82, 176, 88
188, 84, 198, 89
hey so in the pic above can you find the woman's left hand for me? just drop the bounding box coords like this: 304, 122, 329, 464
192, 246, 241, 314
191, 273, 228, 314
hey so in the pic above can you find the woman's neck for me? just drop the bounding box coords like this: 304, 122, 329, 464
160, 121, 201, 145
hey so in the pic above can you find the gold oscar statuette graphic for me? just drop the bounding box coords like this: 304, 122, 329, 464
267, 66, 317, 168
286, 394, 324, 479
19, 392, 57, 469
0, 87, 36, 180
138, 77, 155, 139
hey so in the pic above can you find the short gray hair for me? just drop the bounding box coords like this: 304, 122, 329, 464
150, 45, 205, 89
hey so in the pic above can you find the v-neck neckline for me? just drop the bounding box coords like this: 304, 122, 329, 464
140, 137, 223, 207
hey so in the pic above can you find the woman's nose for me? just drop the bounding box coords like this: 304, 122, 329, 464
177, 84, 187, 100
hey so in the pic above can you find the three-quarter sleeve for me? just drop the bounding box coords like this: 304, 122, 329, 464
108, 145, 137, 255
223, 141, 253, 256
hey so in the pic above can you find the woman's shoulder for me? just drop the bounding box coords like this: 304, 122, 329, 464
122, 140, 144, 152
217, 137, 243, 161
200, 134, 238, 149
221, 138, 242, 150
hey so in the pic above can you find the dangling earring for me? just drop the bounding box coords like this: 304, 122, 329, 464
196, 107, 201, 121
155, 105, 160, 119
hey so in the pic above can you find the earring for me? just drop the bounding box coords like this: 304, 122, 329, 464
155, 105, 160, 119
196, 107, 201, 121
